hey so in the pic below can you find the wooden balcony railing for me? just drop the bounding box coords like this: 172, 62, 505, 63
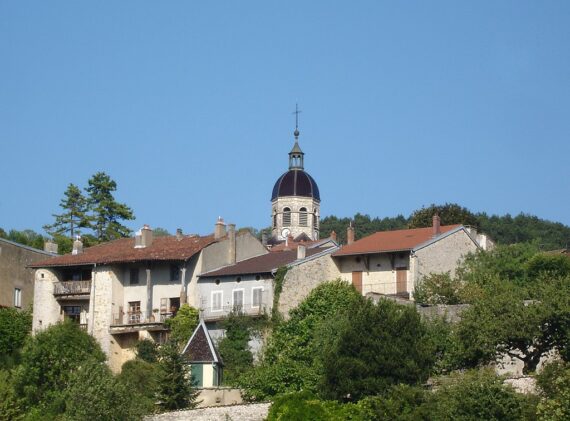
111, 311, 174, 326
53, 281, 91, 296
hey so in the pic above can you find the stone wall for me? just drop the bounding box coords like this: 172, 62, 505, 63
0, 238, 53, 309
32, 268, 61, 331
278, 252, 341, 317
145, 402, 270, 421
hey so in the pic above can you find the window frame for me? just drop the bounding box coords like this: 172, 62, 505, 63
252, 286, 264, 309
211, 291, 223, 312
282, 207, 291, 226
232, 288, 245, 311
14, 288, 22, 308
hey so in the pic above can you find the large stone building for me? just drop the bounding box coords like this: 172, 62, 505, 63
30, 222, 266, 371
0, 237, 55, 310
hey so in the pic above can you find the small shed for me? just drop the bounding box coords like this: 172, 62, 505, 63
182, 320, 223, 387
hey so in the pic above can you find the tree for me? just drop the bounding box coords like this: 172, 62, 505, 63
64, 360, 146, 421
43, 183, 90, 240
454, 276, 570, 373
164, 304, 199, 347
536, 361, 570, 420
13, 321, 106, 412
408, 203, 479, 229
317, 298, 433, 401
85, 172, 135, 242
218, 312, 255, 384
156, 341, 199, 410
0, 369, 23, 421
152, 227, 170, 237
412, 272, 464, 305
117, 359, 159, 414
1, 229, 45, 250
134, 339, 159, 363
0, 308, 32, 368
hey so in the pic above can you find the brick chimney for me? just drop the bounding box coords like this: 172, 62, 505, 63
297, 244, 306, 260
141, 224, 153, 247
330, 230, 337, 242
228, 223, 236, 265
44, 239, 58, 254
347, 223, 355, 245
72, 236, 83, 255
214, 217, 226, 240
432, 214, 441, 237
176, 228, 183, 240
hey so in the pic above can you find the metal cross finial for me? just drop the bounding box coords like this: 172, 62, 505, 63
292, 103, 302, 130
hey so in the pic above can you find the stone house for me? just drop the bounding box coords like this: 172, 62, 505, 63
0, 237, 55, 310
30, 221, 267, 372
332, 216, 493, 298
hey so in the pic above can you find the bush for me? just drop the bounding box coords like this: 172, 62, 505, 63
0, 369, 23, 421
164, 304, 199, 346
0, 308, 32, 368
218, 312, 255, 385
413, 272, 464, 305
318, 298, 433, 401
134, 339, 158, 363
267, 391, 362, 421
536, 361, 570, 420
117, 359, 159, 413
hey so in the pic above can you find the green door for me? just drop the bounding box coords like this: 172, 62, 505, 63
190, 364, 203, 387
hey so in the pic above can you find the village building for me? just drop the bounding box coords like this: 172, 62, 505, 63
30, 222, 266, 372
182, 320, 223, 388
332, 215, 494, 298
0, 237, 55, 310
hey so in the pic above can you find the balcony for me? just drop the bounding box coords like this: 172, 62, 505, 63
109, 311, 171, 335
53, 281, 91, 299
200, 304, 268, 322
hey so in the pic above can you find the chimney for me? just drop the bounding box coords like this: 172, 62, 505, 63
261, 232, 268, 246
176, 228, 183, 240
228, 223, 236, 265
297, 244, 306, 260
432, 215, 441, 237
44, 239, 58, 254
330, 230, 337, 242
347, 223, 355, 245
72, 236, 83, 255
214, 217, 226, 240
141, 224, 153, 247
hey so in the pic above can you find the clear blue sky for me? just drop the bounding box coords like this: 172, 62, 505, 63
1, 1, 569, 236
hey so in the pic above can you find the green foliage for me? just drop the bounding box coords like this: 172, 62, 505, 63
239, 280, 364, 400
413, 272, 464, 305
165, 304, 199, 347
135, 339, 158, 363
0, 308, 32, 368
0, 369, 23, 421
453, 276, 570, 373
319, 213, 408, 244
152, 227, 170, 237
354, 385, 428, 421
526, 253, 570, 279
43, 183, 90, 240
0, 229, 45, 250
266, 391, 362, 421
85, 172, 135, 242
13, 321, 106, 411
156, 341, 199, 411
271, 266, 288, 321
117, 359, 159, 413
408, 203, 479, 229
218, 312, 255, 385
318, 298, 433, 401
425, 369, 534, 420
63, 360, 145, 421
536, 361, 570, 420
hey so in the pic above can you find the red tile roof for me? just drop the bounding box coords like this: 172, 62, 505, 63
200, 248, 325, 278
30, 235, 218, 268
333, 225, 461, 257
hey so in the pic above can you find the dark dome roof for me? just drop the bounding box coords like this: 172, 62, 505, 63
271, 169, 320, 201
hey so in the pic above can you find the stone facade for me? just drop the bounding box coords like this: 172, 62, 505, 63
271, 196, 320, 241
278, 252, 341, 317
0, 238, 54, 309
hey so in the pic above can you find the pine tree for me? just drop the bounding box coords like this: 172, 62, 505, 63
85, 172, 135, 242
43, 183, 90, 239
156, 341, 200, 410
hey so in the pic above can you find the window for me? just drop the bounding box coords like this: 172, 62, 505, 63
236, 277, 241, 283
130, 268, 139, 285
128, 301, 141, 323
313, 209, 319, 230
255, 275, 261, 281
273, 210, 277, 228
170, 264, 180, 281
299, 207, 308, 226
283, 207, 291, 226
252, 287, 263, 308
63, 305, 81, 322
14, 288, 21, 308
233, 289, 244, 312
212, 291, 223, 311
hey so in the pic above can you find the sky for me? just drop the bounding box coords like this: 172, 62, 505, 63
1, 1, 569, 237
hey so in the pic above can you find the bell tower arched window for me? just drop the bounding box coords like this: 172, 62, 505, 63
283, 207, 291, 226
299, 207, 308, 226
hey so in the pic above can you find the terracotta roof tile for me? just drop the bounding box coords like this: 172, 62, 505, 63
333, 225, 461, 257
30, 234, 217, 268
200, 248, 324, 278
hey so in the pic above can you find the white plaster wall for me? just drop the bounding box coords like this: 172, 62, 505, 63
32, 269, 61, 331
90, 266, 116, 358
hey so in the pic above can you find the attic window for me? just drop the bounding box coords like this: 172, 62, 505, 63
170, 264, 180, 281
215, 279, 220, 285
130, 268, 139, 285
236, 277, 241, 283
255, 275, 261, 281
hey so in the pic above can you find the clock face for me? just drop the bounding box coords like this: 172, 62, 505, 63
281, 228, 290, 238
